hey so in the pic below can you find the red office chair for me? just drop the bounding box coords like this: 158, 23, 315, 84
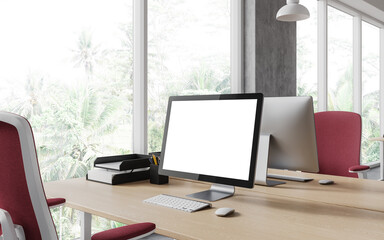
314, 111, 369, 178
0, 112, 155, 240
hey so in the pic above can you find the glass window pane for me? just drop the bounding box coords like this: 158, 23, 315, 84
0, 1, 133, 238
361, 21, 380, 164
0, 0, 133, 182
297, 0, 318, 111
327, 6, 353, 111
148, 0, 231, 152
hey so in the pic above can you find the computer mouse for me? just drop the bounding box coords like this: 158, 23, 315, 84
318, 179, 334, 185
215, 207, 235, 217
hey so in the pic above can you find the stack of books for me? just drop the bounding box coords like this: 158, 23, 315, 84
87, 154, 151, 185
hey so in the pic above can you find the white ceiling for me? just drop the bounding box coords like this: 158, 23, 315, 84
363, 0, 384, 12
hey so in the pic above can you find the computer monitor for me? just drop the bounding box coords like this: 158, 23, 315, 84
254, 96, 319, 186
159, 93, 264, 201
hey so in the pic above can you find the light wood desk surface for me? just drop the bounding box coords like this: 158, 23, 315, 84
370, 137, 384, 142
45, 175, 384, 240
265, 169, 384, 212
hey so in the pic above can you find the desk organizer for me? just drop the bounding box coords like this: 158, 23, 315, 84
150, 164, 169, 185
86, 154, 151, 185
94, 154, 151, 171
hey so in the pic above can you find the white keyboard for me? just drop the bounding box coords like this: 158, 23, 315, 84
143, 194, 211, 213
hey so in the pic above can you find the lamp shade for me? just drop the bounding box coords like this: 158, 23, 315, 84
276, 0, 310, 22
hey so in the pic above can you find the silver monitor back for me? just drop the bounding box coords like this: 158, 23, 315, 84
261, 96, 318, 172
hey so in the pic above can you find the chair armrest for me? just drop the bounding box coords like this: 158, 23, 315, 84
0, 209, 18, 240
47, 198, 66, 208
91, 222, 156, 240
348, 165, 370, 173
14, 225, 26, 240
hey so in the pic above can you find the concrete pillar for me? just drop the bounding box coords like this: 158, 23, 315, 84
244, 0, 296, 97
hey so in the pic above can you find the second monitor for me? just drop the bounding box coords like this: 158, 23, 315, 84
255, 96, 319, 186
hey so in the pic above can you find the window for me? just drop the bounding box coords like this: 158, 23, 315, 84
297, 0, 384, 165
361, 21, 380, 163
327, 6, 353, 111
147, 0, 231, 152
0, 0, 133, 238
297, 0, 318, 110
0, 0, 237, 237
0, 0, 134, 181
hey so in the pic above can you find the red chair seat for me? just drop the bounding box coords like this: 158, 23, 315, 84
349, 165, 369, 172
91, 222, 156, 240
47, 198, 66, 207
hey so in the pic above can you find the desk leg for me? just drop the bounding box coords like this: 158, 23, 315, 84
79, 211, 92, 240
380, 142, 384, 181
59, 206, 63, 240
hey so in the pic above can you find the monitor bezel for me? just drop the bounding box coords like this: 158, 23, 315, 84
159, 93, 264, 189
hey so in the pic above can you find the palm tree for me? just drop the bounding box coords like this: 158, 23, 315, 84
9, 73, 45, 119
183, 64, 230, 95
38, 84, 121, 181
72, 30, 100, 78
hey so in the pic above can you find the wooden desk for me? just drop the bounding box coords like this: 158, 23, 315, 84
45, 175, 384, 240
264, 169, 384, 212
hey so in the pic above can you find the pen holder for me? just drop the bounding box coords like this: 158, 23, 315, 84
150, 164, 169, 185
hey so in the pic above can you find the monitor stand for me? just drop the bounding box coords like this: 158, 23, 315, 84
187, 184, 235, 202
255, 134, 285, 186
256, 134, 313, 185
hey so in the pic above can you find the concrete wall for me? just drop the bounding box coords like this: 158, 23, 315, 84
244, 0, 296, 97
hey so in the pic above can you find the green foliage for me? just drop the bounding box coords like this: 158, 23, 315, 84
36, 85, 123, 181
147, 63, 230, 152
184, 64, 230, 95
51, 207, 126, 239
146, 0, 230, 152
327, 65, 353, 111
299, 55, 380, 164
1, 25, 133, 238
297, 7, 380, 164
296, 11, 318, 111
361, 90, 380, 163
2, 0, 231, 237
149, 122, 164, 152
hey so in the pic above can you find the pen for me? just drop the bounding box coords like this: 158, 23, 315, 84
152, 154, 158, 165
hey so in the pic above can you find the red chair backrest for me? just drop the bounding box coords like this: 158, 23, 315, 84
314, 111, 361, 178
0, 112, 58, 239
0, 121, 42, 238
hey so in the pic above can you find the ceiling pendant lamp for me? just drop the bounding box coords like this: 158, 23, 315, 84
276, 0, 310, 22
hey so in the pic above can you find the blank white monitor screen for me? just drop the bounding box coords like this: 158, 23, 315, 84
162, 99, 258, 180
